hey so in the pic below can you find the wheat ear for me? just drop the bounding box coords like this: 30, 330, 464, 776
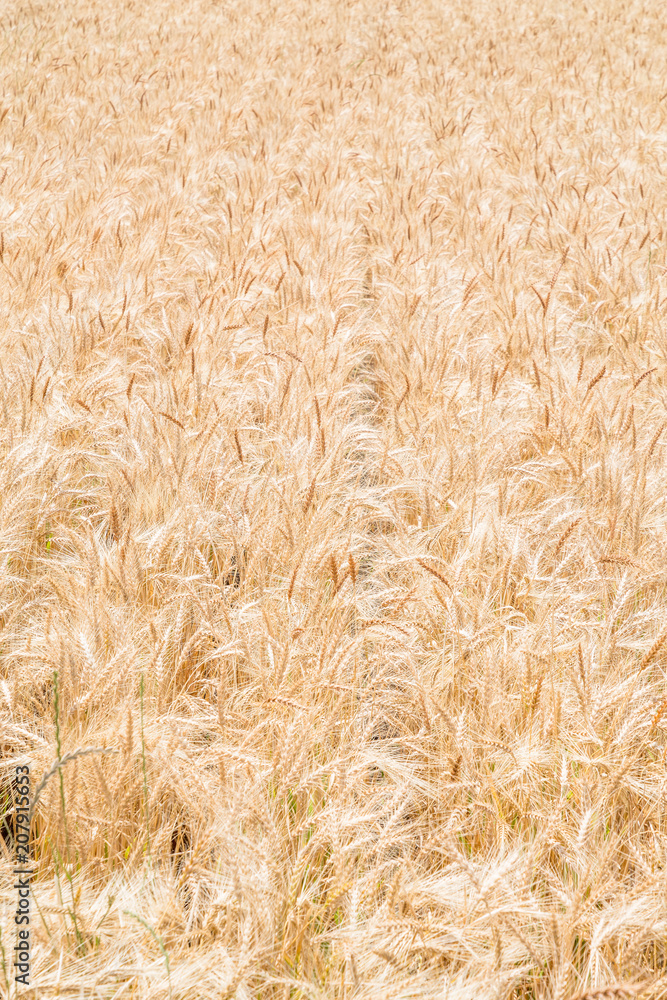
29, 747, 119, 824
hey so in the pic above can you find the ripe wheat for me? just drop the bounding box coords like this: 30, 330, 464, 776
0, 0, 667, 997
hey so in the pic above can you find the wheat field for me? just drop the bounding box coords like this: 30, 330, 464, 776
1, 0, 667, 997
